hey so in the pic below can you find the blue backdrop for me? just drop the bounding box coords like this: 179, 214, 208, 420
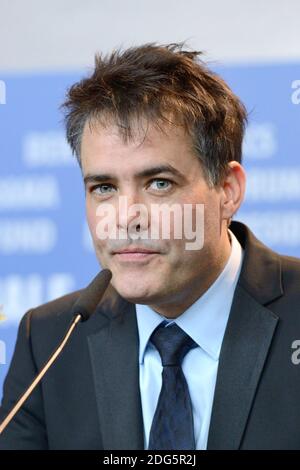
0, 63, 299, 399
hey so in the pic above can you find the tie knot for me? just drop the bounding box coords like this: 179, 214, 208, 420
150, 323, 197, 366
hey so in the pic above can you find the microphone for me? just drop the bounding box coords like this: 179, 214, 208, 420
0, 269, 112, 435
70, 269, 112, 321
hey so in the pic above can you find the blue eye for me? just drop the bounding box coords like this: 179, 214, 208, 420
92, 183, 116, 194
91, 183, 115, 196
149, 179, 172, 191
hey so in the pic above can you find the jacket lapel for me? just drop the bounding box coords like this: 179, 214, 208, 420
87, 286, 144, 450
207, 221, 283, 449
207, 284, 278, 449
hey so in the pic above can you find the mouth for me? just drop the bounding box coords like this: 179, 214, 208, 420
112, 248, 160, 263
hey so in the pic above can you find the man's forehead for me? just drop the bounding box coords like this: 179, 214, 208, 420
80, 117, 201, 180
81, 116, 190, 149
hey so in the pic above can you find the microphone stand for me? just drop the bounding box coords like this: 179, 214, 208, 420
0, 268, 112, 436
0, 314, 81, 434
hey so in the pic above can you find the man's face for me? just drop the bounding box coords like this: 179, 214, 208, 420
81, 120, 229, 316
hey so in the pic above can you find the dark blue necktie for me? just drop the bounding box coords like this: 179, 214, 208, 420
148, 322, 198, 450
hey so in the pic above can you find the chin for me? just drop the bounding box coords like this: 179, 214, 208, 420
111, 278, 157, 303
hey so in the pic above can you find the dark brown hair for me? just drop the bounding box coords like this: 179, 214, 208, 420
62, 43, 247, 186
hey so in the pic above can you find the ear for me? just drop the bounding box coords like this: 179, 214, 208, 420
220, 161, 246, 223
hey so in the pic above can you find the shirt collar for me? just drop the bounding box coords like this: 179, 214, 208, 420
135, 229, 243, 363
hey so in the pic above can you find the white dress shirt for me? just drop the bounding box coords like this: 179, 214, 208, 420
135, 229, 243, 449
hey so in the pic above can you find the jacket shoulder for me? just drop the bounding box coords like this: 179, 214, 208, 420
280, 253, 300, 296
20, 290, 83, 345
29, 289, 83, 323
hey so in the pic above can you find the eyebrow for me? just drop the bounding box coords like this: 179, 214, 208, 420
83, 164, 186, 186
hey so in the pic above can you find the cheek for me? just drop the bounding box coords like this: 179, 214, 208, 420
86, 198, 107, 246
170, 234, 207, 265
164, 240, 189, 267
86, 200, 97, 234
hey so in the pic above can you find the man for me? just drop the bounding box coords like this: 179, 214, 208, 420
0, 43, 300, 450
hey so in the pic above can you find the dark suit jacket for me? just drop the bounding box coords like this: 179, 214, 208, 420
1, 221, 300, 450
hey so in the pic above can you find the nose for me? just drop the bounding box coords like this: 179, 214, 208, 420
116, 192, 150, 236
